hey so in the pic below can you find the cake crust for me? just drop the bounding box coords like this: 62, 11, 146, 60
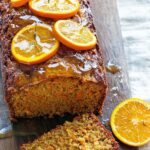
0, 0, 107, 119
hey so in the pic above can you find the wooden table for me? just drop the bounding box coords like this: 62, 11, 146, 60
0, 0, 144, 149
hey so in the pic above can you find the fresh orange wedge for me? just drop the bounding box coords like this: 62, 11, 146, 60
29, 0, 80, 19
11, 23, 59, 65
111, 98, 150, 147
53, 20, 97, 50
11, 0, 29, 7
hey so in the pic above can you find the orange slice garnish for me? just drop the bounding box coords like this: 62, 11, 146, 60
53, 20, 97, 50
11, 0, 29, 7
29, 0, 80, 19
11, 23, 59, 65
111, 98, 150, 147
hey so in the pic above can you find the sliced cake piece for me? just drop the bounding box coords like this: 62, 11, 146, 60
21, 114, 119, 150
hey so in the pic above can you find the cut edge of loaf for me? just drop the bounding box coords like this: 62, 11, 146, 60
7, 76, 107, 119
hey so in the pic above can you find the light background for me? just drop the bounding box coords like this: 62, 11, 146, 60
117, 0, 150, 149
118, 0, 150, 101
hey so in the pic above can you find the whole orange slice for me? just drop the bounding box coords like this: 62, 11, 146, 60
111, 98, 150, 147
29, 0, 80, 19
11, 0, 29, 7
53, 20, 97, 50
11, 23, 59, 65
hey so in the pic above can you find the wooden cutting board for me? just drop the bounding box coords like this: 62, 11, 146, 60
0, 0, 138, 149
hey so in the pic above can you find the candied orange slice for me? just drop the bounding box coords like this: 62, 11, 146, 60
29, 0, 80, 19
11, 23, 59, 65
11, 0, 29, 7
111, 98, 150, 147
53, 20, 97, 50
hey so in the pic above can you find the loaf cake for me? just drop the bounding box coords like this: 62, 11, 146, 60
21, 114, 119, 150
0, 0, 107, 119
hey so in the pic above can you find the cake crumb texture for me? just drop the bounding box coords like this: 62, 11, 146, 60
21, 114, 119, 150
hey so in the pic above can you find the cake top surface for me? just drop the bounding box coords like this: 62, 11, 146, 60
0, 0, 106, 90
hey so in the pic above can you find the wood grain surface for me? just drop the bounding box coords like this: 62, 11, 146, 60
0, 0, 138, 150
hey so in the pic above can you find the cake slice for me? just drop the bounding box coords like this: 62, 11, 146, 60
21, 114, 119, 150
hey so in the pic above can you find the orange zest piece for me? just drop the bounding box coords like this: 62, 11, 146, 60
11, 23, 59, 65
53, 20, 97, 50
11, 0, 29, 7
111, 98, 150, 147
29, 0, 80, 19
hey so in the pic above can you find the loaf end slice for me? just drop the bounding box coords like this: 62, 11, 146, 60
21, 114, 119, 150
